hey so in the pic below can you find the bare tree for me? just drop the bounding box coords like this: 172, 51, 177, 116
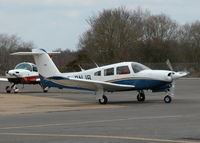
0, 34, 34, 74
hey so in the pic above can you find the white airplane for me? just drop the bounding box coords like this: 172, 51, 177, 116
0, 62, 48, 93
12, 49, 189, 104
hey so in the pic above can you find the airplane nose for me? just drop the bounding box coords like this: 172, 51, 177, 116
173, 71, 190, 79
166, 72, 174, 81
8, 70, 20, 77
168, 71, 190, 80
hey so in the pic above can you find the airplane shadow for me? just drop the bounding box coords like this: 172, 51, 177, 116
108, 100, 164, 105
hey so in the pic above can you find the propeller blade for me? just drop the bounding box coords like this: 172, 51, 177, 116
166, 59, 173, 71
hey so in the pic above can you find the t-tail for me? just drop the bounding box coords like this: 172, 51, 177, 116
11, 49, 61, 78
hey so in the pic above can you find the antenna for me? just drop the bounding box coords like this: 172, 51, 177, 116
91, 60, 99, 67
78, 65, 85, 71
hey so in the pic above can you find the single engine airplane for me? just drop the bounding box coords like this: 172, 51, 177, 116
0, 62, 48, 93
12, 49, 189, 104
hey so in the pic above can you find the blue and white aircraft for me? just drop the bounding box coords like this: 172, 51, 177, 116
12, 49, 189, 104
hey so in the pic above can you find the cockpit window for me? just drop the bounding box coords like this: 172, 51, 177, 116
94, 71, 101, 76
15, 63, 32, 71
131, 63, 150, 73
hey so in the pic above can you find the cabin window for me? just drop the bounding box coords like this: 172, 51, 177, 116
94, 71, 101, 76
33, 65, 38, 72
117, 66, 130, 75
104, 68, 114, 76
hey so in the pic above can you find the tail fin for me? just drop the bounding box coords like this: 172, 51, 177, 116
11, 49, 61, 77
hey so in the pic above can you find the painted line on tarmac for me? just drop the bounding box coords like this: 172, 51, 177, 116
0, 132, 198, 143
180, 78, 200, 80
0, 115, 183, 130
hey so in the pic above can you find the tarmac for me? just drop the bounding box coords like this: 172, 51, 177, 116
0, 79, 199, 143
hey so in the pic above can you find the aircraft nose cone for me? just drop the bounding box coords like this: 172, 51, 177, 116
168, 71, 190, 80
8, 70, 20, 77
172, 71, 190, 79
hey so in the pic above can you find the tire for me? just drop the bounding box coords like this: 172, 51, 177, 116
43, 86, 48, 93
14, 89, 19, 93
137, 93, 145, 102
5, 86, 11, 93
98, 95, 108, 104
164, 95, 172, 103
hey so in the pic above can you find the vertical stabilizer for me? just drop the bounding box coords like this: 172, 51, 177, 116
11, 49, 61, 77
32, 49, 60, 77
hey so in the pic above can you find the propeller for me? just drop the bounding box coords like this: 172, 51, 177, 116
166, 59, 175, 96
166, 59, 173, 71
166, 59, 190, 96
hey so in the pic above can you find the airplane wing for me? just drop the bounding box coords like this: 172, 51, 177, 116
0, 78, 8, 82
46, 77, 135, 92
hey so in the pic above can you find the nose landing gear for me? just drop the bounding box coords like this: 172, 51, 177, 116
164, 95, 172, 103
164, 87, 174, 103
5, 84, 19, 93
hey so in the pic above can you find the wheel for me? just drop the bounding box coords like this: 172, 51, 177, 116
5, 86, 11, 93
98, 95, 108, 104
14, 88, 19, 93
164, 95, 172, 103
137, 93, 145, 102
43, 86, 48, 93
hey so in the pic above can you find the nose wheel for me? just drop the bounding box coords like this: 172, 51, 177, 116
5, 84, 19, 93
164, 95, 172, 103
5, 86, 11, 93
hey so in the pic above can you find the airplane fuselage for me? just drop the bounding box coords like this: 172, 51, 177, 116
42, 62, 173, 92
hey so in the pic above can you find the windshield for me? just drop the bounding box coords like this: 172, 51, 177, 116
131, 62, 150, 73
15, 63, 32, 71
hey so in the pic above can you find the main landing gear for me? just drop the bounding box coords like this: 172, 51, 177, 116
5, 84, 19, 93
39, 84, 49, 93
98, 95, 108, 104
42, 86, 49, 93
96, 89, 108, 104
137, 90, 145, 102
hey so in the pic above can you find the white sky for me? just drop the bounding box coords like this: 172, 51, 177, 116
0, 0, 200, 51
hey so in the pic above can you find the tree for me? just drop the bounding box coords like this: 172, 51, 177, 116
78, 7, 150, 64
0, 34, 34, 74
